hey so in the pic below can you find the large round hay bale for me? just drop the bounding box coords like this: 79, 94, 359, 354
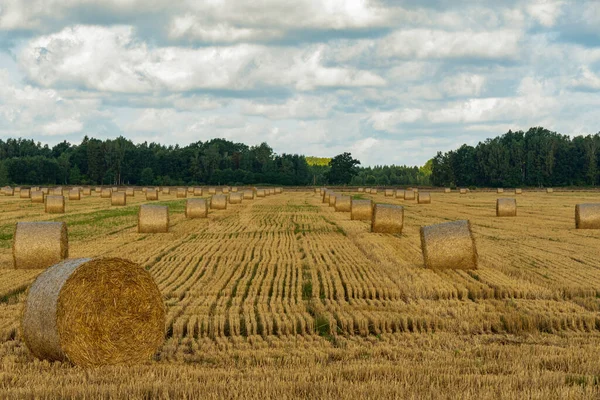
231, 187, 238, 193
193, 187, 203, 196
384, 189, 394, 197
444, 188, 451, 193
418, 192, 431, 204
177, 188, 187, 198
101, 188, 112, 198
138, 205, 169, 233
459, 188, 467, 195
94, 186, 101, 193
515, 188, 523, 195
112, 187, 118, 193
162, 187, 170, 195
420, 220, 478, 270
142, 187, 148, 194
329, 194, 337, 207
371, 204, 403, 234
229, 192, 243, 204
497, 188, 504, 194
395, 190, 404, 198
14, 187, 21, 193
45, 195, 65, 214
358, 188, 364, 193
371, 188, 378, 195
3, 186, 14, 196
404, 190, 415, 200
41, 188, 49, 195
575, 204, 600, 229
146, 189, 158, 201
275, 187, 282, 194
21, 257, 165, 367
335, 196, 352, 212
31, 191, 45, 204
13, 222, 68, 269
20, 188, 31, 199
222, 187, 230, 194
351, 199, 373, 221
365, 188, 371, 194
68, 189, 80, 201
243, 190, 254, 200
413, 188, 419, 193
111, 191, 126, 206
208, 188, 216, 195
546, 188, 553, 193
496, 198, 516, 217
82, 188, 91, 196
256, 189, 266, 198
211, 194, 228, 210
126, 188, 135, 197
185, 199, 208, 218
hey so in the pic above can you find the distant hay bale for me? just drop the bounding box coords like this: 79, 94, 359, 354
185, 199, 208, 219
275, 187, 282, 194
358, 188, 364, 192
413, 188, 419, 193
371, 188, 378, 194
497, 188, 504, 194
322, 190, 331, 203
231, 187, 238, 192
243, 190, 254, 200
41, 188, 49, 195
385, 189, 394, 197
20, 188, 31, 199
112, 187, 118, 193
314, 188, 320, 193
13, 222, 68, 269
95, 187, 101, 193
546, 188, 553, 193
404, 190, 415, 200
101, 188, 112, 198
21, 257, 165, 367
193, 187, 203, 196
138, 205, 169, 233
53, 187, 63, 196
82, 188, 91, 196
126, 188, 135, 197
256, 189, 266, 198
208, 188, 216, 195
229, 192, 243, 204
515, 188, 523, 194
211, 194, 227, 210
162, 187, 170, 195
351, 199, 373, 221
269, 188, 275, 195
365, 188, 371, 194
177, 188, 187, 198
496, 198, 517, 217
460, 188, 467, 195
142, 187, 148, 194
395, 190, 404, 198
31, 191, 45, 204
222, 187, 230, 194
146, 189, 158, 201
15, 187, 21, 193
420, 220, 478, 270
418, 192, 431, 204
329, 194, 337, 207
444, 188, 451, 193
45, 195, 65, 214
68, 189, 81, 201
575, 204, 600, 229
371, 204, 404, 234
2, 186, 13, 196
335, 195, 351, 212
111, 191, 126, 206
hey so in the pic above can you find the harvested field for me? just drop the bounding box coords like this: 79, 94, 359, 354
0, 190, 599, 397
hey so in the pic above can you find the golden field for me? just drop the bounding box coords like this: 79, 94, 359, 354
1, 189, 600, 399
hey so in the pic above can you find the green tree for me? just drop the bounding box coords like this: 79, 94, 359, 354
140, 167, 154, 185
0, 161, 9, 186
326, 152, 360, 184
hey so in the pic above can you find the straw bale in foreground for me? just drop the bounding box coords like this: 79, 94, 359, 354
45, 195, 65, 214
351, 199, 373, 221
211, 194, 227, 210
21, 257, 164, 367
335, 195, 351, 212
496, 198, 516, 217
420, 220, 478, 270
371, 204, 403, 234
138, 205, 168, 233
20, 189, 31, 199
31, 191, 45, 203
417, 192, 431, 204
575, 203, 600, 229
111, 191, 126, 206
186, 199, 208, 218
13, 222, 68, 269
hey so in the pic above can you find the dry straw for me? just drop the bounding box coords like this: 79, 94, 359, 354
420, 220, 478, 270
13, 222, 68, 269
15, 187, 21, 193
111, 191, 126, 206
208, 188, 216, 195
335, 195, 351, 212
322, 190, 331, 204
211, 194, 228, 210
275, 187, 282, 194
231, 187, 238, 192
177, 188, 187, 198
460, 188, 467, 194
41, 188, 49, 195
256, 189, 266, 197
20, 188, 31, 199
351, 199, 373, 221
112, 187, 118, 193
497, 188, 504, 194
3, 186, 14, 196
21, 257, 165, 367
193, 187, 203, 196
31, 191, 45, 204
385, 189, 394, 197
418, 192, 432, 204
146, 189, 159, 201
222, 187, 230, 194
126, 188, 135, 197
413, 188, 419, 193
371, 188, 378, 194
101, 188, 112, 198
314, 188, 320, 193
444, 188, 451, 193
575, 203, 600, 229
358, 188, 364, 192
269, 188, 275, 195
229, 192, 243, 204
546, 188, 553, 193
371, 204, 404, 234
45, 195, 65, 214
185, 199, 208, 218
329, 194, 337, 207
82, 188, 91, 196
162, 187, 170, 195
53, 187, 63, 196
404, 190, 415, 200
68, 189, 81, 201
94, 186, 101, 193
496, 198, 517, 217
241, 190, 253, 200
138, 205, 169, 233
396, 190, 404, 198
365, 188, 371, 194
515, 188, 523, 194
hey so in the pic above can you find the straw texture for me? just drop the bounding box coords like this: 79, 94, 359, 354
497, 188, 504, 194
323, 190, 331, 204
31, 191, 45, 204
371, 204, 404, 234
95, 187, 101, 193
13, 222, 68, 269
420, 220, 478, 270
211, 194, 228, 210
404, 190, 415, 200
101, 188, 112, 198
208, 188, 217, 195
358, 188, 364, 192
45, 195, 65, 214
146, 189, 159, 201
243, 190, 254, 200
417, 193, 432, 204
496, 198, 517, 217
222, 187, 230, 194
229, 192, 243, 204
275, 188, 282, 194
193, 187, 203, 196
444, 188, 451, 193
351, 199, 373, 221
21, 257, 165, 367
256, 189, 266, 198
371, 188, 378, 194
231, 187, 238, 192
177, 188, 187, 198
329, 194, 337, 207
3, 186, 14, 196
68, 189, 80, 201
126, 188, 135, 197
162, 188, 170, 195
186, 199, 208, 218
575, 203, 600, 229
20, 188, 31, 199
396, 190, 404, 199
335, 196, 352, 212
460, 189, 467, 195
138, 205, 169, 233
547, 188, 553, 193
42, 188, 49, 195
111, 191, 126, 206
515, 188, 523, 194
385, 189, 394, 197
365, 188, 371, 194
269, 189, 275, 195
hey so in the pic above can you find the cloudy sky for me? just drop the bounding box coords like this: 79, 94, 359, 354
0, 1, 599, 166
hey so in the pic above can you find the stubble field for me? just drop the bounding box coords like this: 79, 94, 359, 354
1, 188, 600, 399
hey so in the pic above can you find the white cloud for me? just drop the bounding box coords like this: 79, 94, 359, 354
570, 66, 600, 91
527, 0, 564, 27
42, 118, 83, 135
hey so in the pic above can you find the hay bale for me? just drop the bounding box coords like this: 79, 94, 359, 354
142, 187, 148, 194
111, 191, 126, 206
385, 189, 394, 197
351, 199, 373, 221
269, 188, 275, 195
243, 190, 254, 200
45, 195, 65, 214
94, 187, 101, 193
371, 188, 378, 194
193, 187, 203, 196
229, 192, 243, 204
275, 187, 282, 194
413, 188, 419, 193
211, 194, 227, 210
52, 187, 63, 196
101, 188, 112, 198
21, 257, 164, 367
82, 188, 91, 196
2, 186, 14, 196
177, 188, 187, 198
575, 203, 600, 229
335, 196, 352, 212
20, 188, 31, 199
371, 204, 404, 234
126, 188, 135, 197
365, 188, 371, 194
323, 190, 331, 204
395, 190, 404, 199
231, 187, 238, 193
31, 191, 45, 204
418, 192, 431, 204
162, 187, 170, 195
256, 189, 266, 198
546, 188, 553, 193
358, 188, 364, 193
112, 187, 118, 193
329, 194, 337, 207
497, 188, 504, 194
496, 198, 517, 217
185, 199, 208, 218
459, 188, 467, 195
420, 220, 478, 270
444, 188, 451, 193
222, 187, 230, 194
404, 190, 415, 200
13, 222, 68, 269
138, 205, 169, 233
515, 188, 523, 194
41, 188, 49, 195
208, 188, 217, 195
314, 188, 320, 193
146, 189, 158, 201
14, 187, 21, 193
68, 189, 81, 201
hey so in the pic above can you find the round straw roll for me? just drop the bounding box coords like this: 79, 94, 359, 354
41, 188, 49, 194
371, 204, 403, 233
275, 188, 282, 194
31, 191, 45, 204
3, 186, 14, 196
269, 188, 275, 195
256, 189, 266, 198
101, 188, 112, 198
20, 188, 31, 199
335, 195, 351, 212
45, 195, 65, 214
177, 188, 187, 198
231, 187, 238, 193
314, 188, 320, 193
211, 194, 228, 210
385, 189, 394, 197
68, 189, 80, 201
13, 222, 68, 269
329, 194, 337, 207
138, 205, 169, 233
162, 187, 170, 195
444, 188, 451, 193
222, 187, 230, 194
21, 257, 165, 367
193, 187, 203, 196
497, 188, 504, 194
243, 190, 254, 200
404, 190, 415, 200
146, 189, 159, 201
420, 220, 478, 270
417, 192, 431, 204
229, 192, 243, 204
94, 187, 101, 193
208, 188, 216, 195
575, 203, 600, 229
371, 188, 378, 194
142, 187, 148, 194
323, 190, 331, 204
14, 187, 21, 192
186, 199, 208, 218
515, 188, 523, 194
351, 199, 373, 221
395, 190, 404, 198
496, 198, 516, 217
358, 188, 364, 193
459, 188, 467, 194
111, 191, 126, 206
126, 188, 135, 197
546, 188, 553, 193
